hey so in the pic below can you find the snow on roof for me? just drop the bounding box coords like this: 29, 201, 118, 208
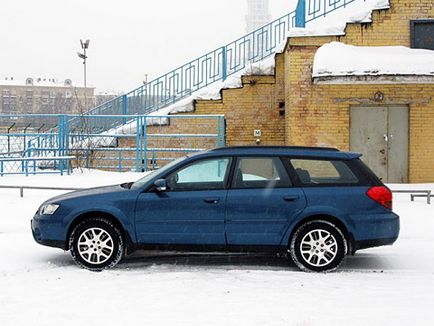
289, 0, 390, 38
313, 42, 434, 78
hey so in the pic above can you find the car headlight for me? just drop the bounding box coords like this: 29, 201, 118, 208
39, 204, 60, 215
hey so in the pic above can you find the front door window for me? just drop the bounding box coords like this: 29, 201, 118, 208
166, 157, 231, 191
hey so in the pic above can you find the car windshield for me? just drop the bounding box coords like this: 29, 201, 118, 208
131, 156, 186, 190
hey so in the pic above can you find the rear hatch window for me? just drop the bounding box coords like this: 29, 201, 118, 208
290, 159, 360, 186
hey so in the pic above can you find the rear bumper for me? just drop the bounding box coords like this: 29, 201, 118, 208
351, 211, 400, 253
354, 236, 398, 252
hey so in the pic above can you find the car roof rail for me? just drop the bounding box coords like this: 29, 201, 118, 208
210, 146, 340, 152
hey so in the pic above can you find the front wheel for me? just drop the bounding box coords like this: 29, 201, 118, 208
290, 220, 347, 272
69, 218, 124, 271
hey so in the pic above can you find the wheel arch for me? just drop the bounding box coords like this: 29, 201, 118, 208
285, 214, 355, 255
65, 211, 134, 252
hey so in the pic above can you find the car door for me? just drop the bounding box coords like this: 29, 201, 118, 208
135, 157, 232, 245
225, 156, 307, 246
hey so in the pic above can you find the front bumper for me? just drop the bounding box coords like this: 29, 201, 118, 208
31, 216, 67, 250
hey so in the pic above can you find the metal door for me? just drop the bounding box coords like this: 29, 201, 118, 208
387, 106, 409, 183
350, 106, 408, 183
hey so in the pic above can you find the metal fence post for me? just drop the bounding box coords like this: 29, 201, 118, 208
222, 117, 226, 146
217, 117, 221, 147
67, 158, 71, 175
222, 46, 228, 81
58, 115, 64, 157
143, 116, 148, 172
122, 95, 127, 124
295, 0, 306, 27
64, 115, 70, 162
60, 158, 64, 176
135, 116, 141, 172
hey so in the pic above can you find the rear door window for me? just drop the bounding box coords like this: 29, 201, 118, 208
289, 158, 359, 186
232, 157, 292, 189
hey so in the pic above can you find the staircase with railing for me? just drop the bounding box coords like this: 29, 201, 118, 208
76, 0, 371, 131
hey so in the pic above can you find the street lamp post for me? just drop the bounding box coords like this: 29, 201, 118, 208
78, 39, 90, 111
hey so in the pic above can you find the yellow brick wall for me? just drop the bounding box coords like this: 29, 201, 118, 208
193, 52, 286, 146
284, 0, 434, 182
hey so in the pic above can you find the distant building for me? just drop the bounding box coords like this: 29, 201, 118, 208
0, 77, 95, 115
95, 92, 121, 107
246, 0, 271, 33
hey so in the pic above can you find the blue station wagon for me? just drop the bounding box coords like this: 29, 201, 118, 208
31, 146, 400, 272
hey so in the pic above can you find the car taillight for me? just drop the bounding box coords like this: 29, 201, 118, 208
367, 186, 393, 210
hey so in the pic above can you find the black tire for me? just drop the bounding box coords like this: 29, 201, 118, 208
69, 217, 124, 272
290, 220, 347, 273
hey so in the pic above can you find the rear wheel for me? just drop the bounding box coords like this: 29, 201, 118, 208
69, 218, 124, 271
290, 220, 347, 272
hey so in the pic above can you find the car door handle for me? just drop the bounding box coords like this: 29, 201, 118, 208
283, 195, 299, 202
203, 198, 220, 204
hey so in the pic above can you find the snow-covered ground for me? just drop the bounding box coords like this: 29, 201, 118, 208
1, 170, 434, 325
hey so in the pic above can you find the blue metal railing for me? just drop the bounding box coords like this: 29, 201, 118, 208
0, 156, 74, 176
306, 0, 367, 22
0, 114, 225, 175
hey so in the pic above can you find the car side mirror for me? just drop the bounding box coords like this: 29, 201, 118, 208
154, 179, 167, 192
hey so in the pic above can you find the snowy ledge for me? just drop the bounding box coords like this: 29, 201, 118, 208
313, 42, 434, 78
314, 75, 434, 85
289, 0, 390, 38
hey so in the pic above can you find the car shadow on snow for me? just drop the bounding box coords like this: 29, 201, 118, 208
341, 253, 397, 272
114, 251, 395, 273
119, 252, 297, 272
44, 251, 396, 273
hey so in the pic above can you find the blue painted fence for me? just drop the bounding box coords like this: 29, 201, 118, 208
0, 114, 225, 175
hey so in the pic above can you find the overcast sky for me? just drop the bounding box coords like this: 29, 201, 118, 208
0, 0, 295, 93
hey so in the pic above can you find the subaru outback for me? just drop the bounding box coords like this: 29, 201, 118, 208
31, 146, 400, 272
